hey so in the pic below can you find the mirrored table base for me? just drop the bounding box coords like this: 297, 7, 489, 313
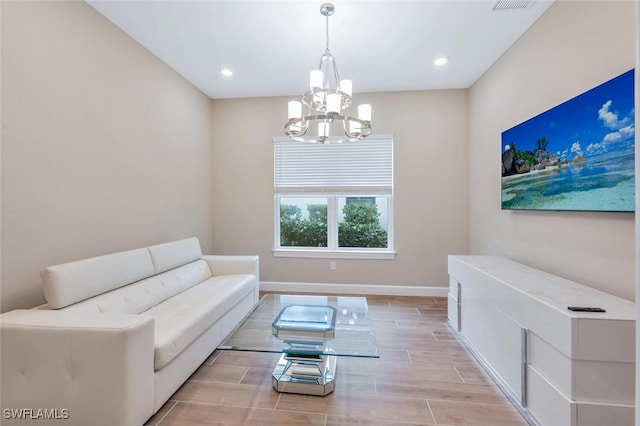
271, 353, 337, 396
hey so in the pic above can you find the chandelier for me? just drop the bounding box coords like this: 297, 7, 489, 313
285, 3, 372, 144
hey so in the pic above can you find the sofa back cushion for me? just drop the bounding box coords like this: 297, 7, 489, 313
41, 248, 155, 309
148, 237, 202, 274
41, 237, 205, 310
62, 260, 212, 315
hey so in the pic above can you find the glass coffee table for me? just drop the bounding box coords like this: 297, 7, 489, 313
217, 294, 378, 396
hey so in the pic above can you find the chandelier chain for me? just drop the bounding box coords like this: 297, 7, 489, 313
325, 13, 329, 51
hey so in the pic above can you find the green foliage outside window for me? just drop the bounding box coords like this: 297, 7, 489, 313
279, 202, 387, 248
280, 204, 328, 247
338, 203, 387, 248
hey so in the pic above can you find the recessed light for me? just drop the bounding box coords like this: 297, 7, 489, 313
434, 57, 448, 66
220, 69, 233, 77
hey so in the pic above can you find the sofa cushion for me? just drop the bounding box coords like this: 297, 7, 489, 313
145, 274, 257, 370
41, 248, 155, 309
62, 260, 213, 315
148, 237, 202, 274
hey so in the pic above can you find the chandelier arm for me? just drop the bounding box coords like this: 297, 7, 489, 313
342, 115, 372, 139
304, 113, 339, 122
284, 118, 309, 137
286, 114, 371, 135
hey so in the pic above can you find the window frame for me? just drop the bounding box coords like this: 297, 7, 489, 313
273, 193, 396, 259
273, 134, 395, 260
273, 193, 395, 260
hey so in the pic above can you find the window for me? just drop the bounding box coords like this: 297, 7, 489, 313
274, 135, 394, 259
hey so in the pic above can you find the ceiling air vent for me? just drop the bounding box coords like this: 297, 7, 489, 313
490, 0, 533, 11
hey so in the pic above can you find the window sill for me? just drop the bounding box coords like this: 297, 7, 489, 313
273, 249, 396, 260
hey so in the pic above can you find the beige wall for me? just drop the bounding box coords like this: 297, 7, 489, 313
211, 90, 469, 289
469, 0, 636, 300
5, 0, 629, 311
1, 1, 215, 312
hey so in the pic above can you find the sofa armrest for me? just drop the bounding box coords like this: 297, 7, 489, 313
1, 310, 155, 426
202, 255, 259, 282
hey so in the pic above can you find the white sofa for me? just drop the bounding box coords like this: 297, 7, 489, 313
0, 237, 259, 426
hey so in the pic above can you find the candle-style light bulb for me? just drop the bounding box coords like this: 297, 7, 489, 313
358, 104, 372, 122
327, 94, 341, 113
310, 70, 323, 89
288, 101, 302, 119
318, 122, 329, 139
340, 80, 352, 96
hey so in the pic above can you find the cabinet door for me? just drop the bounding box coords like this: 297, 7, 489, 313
460, 282, 523, 401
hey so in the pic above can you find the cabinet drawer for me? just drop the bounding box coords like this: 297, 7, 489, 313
527, 364, 576, 426
526, 364, 634, 426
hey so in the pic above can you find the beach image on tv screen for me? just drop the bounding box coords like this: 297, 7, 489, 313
501, 69, 635, 212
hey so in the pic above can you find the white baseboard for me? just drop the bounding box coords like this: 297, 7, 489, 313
259, 281, 448, 297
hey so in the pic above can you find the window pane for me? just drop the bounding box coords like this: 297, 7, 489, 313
338, 196, 388, 248
279, 197, 328, 247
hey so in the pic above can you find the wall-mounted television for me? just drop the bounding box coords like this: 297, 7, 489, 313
501, 69, 635, 212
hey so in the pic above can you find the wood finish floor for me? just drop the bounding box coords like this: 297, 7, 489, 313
146, 294, 529, 426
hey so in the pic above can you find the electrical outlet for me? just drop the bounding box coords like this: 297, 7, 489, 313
330, 261, 337, 271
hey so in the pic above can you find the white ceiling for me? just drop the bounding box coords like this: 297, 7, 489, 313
86, 0, 554, 100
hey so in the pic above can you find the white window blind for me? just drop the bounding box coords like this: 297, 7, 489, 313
274, 135, 393, 194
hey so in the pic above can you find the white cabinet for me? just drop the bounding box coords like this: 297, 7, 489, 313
448, 255, 635, 426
